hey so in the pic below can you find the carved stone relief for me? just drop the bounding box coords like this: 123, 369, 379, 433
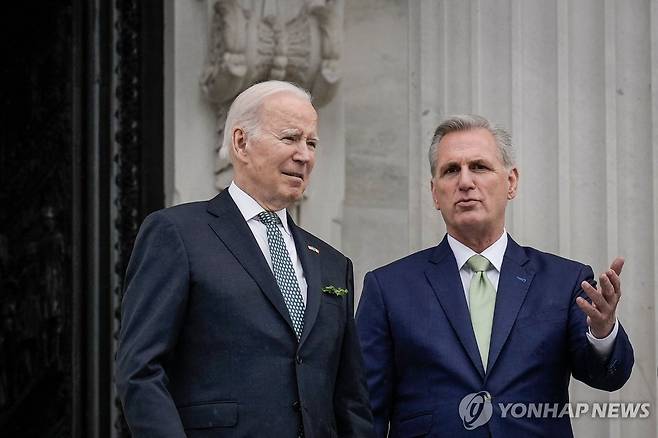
200, 0, 342, 190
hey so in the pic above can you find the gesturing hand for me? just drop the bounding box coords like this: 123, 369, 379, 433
576, 257, 624, 339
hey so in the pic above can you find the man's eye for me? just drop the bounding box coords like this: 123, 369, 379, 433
443, 167, 458, 175
307, 141, 317, 149
472, 163, 489, 171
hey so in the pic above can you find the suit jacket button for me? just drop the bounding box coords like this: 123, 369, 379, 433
296, 355, 303, 364
292, 401, 301, 411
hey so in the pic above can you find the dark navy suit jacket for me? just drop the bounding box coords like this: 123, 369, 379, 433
356, 235, 633, 438
116, 190, 374, 437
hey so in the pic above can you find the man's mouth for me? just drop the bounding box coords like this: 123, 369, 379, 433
456, 199, 479, 206
282, 171, 304, 181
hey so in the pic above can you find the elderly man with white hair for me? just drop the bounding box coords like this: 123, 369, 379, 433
116, 81, 374, 438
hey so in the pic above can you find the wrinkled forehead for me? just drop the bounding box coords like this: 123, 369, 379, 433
259, 92, 317, 125
437, 128, 503, 163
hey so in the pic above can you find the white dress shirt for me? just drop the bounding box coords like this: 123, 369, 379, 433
447, 230, 618, 358
228, 182, 308, 304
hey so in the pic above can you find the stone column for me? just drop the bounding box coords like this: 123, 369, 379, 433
341, 0, 656, 435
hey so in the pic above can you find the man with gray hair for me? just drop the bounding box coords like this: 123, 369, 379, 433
357, 114, 634, 437
116, 80, 374, 437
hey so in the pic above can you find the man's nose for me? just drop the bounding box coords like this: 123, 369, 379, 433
293, 141, 313, 162
457, 168, 475, 190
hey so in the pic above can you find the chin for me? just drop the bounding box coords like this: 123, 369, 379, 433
454, 216, 487, 230
281, 190, 304, 204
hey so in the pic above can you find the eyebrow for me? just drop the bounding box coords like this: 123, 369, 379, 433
279, 128, 300, 136
438, 162, 458, 172
279, 128, 319, 142
439, 158, 493, 171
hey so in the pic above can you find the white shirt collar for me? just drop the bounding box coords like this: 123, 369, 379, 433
447, 230, 508, 273
228, 181, 291, 236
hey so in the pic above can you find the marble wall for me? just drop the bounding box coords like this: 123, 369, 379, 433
343, 0, 413, 293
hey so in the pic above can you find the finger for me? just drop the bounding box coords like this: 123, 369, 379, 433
599, 272, 616, 302
604, 268, 621, 299
576, 296, 602, 320
581, 280, 609, 311
609, 257, 624, 276
596, 273, 615, 313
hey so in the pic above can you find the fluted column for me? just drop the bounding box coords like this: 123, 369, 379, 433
399, 1, 657, 436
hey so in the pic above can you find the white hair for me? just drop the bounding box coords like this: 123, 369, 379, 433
221, 81, 312, 161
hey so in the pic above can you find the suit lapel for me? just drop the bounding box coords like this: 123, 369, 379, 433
485, 236, 535, 377
288, 216, 321, 350
206, 190, 296, 336
425, 237, 486, 377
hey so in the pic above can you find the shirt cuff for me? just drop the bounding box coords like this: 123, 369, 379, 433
586, 318, 619, 359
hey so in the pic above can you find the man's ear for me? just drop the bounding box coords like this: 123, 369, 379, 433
430, 178, 441, 210
507, 167, 519, 200
231, 127, 248, 163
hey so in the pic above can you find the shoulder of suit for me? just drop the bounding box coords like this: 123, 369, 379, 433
143, 200, 209, 227
519, 245, 590, 271
369, 246, 436, 275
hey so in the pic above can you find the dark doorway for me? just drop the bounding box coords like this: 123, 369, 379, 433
0, 1, 163, 436
0, 1, 79, 436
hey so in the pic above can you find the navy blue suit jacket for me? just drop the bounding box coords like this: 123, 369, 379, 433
116, 190, 374, 437
356, 235, 633, 438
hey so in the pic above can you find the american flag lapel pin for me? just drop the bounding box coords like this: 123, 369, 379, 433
307, 245, 319, 254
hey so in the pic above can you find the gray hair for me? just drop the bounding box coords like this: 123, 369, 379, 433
428, 114, 515, 176
221, 81, 312, 160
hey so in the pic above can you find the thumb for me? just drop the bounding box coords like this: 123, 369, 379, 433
610, 257, 624, 276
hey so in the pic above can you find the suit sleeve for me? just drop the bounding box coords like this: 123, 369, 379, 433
333, 258, 376, 438
115, 211, 189, 437
356, 271, 393, 438
568, 265, 634, 391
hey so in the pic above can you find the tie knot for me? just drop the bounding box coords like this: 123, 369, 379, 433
466, 254, 492, 273
258, 210, 281, 226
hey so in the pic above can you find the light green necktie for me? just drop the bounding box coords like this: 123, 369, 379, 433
467, 254, 496, 369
